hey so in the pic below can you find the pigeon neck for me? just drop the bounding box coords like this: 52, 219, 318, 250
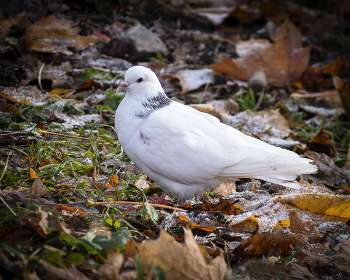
135, 91, 171, 119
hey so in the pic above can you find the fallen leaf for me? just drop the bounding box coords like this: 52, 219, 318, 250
40, 260, 89, 280
173, 69, 214, 94
77, 79, 103, 90
0, 93, 20, 103
138, 228, 227, 280
212, 183, 236, 199
337, 81, 350, 122
178, 215, 217, 233
271, 220, 290, 232
135, 178, 149, 190
303, 238, 350, 276
244, 244, 263, 257
98, 253, 124, 280
275, 192, 350, 219
109, 175, 119, 185
40, 159, 58, 167
210, 20, 311, 87
322, 56, 347, 76
14, 210, 71, 236
305, 151, 349, 187
229, 217, 259, 234
235, 39, 272, 58
20, 61, 74, 88
235, 232, 297, 257
0, 13, 31, 40
290, 263, 319, 280
189, 104, 232, 123
23, 14, 97, 55
31, 177, 48, 198
49, 205, 89, 219
307, 127, 333, 156
1, 86, 47, 106
53, 112, 104, 127
29, 168, 38, 179
289, 211, 322, 243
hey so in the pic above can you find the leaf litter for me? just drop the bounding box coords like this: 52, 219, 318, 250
0, 1, 350, 280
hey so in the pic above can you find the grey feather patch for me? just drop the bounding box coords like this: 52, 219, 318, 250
135, 92, 171, 118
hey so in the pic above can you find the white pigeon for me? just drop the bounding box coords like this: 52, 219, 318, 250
115, 66, 317, 199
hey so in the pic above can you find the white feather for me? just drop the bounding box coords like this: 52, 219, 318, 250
115, 66, 317, 199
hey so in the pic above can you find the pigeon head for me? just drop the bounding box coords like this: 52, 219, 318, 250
117, 66, 163, 96
117, 66, 171, 118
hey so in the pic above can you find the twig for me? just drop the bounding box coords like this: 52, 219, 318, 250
37, 128, 111, 144
254, 91, 265, 111
0, 196, 17, 216
92, 67, 125, 75
38, 63, 45, 91
0, 154, 10, 183
86, 199, 187, 212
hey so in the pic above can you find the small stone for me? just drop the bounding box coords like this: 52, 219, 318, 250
124, 23, 168, 61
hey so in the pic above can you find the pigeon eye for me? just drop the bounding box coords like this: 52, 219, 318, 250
136, 78, 143, 83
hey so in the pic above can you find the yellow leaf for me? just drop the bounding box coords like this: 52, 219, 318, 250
326, 201, 350, 218
271, 220, 290, 232
178, 215, 217, 232
30, 168, 38, 179
0, 93, 19, 103
275, 193, 350, 219
341, 185, 350, 193
49, 89, 68, 96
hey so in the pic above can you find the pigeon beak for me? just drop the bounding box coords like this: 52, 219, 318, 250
117, 81, 130, 92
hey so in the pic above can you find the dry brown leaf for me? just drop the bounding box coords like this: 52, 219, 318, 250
212, 183, 236, 199
40, 159, 58, 167
303, 238, 350, 276
22, 269, 41, 280
307, 127, 333, 155
244, 244, 263, 258
290, 263, 318, 280
14, 210, 71, 236
338, 81, 350, 122
1, 86, 47, 106
77, 79, 102, 90
202, 199, 243, 215
135, 178, 149, 190
20, 61, 74, 88
289, 211, 322, 243
209, 20, 311, 87
178, 215, 217, 233
23, 14, 97, 55
0, 13, 31, 39
228, 109, 291, 138
40, 260, 89, 280
189, 104, 232, 123
305, 151, 349, 187
229, 217, 259, 234
31, 177, 48, 198
49, 205, 89, 218
138, 228, 227, 280
174, 69, 214, 94
98, 253, 124, 280
191, 105, 295, 147
236, 232, 297, 257
322, 56, 347, 76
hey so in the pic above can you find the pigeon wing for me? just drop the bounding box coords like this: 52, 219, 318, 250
123, 102, 249, 185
